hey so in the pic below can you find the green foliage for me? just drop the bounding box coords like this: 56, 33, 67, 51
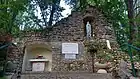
18, 0, 64, 31
0, 76, 6, 79
0, 0, 28, 36
64, 0, 88, 11
0, 0, 64, 36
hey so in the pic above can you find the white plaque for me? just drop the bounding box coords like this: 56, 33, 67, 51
32, 62, 45, 71
62, 43, 78, 54
65, 54, 76, 59
29, 59, 49, 62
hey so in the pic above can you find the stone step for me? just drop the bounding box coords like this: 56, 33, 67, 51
20, 72, 112, 79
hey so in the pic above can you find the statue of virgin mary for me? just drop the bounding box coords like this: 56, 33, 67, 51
86, 21, 92, 38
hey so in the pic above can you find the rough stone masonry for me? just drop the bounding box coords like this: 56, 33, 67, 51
7, 5, 118, 79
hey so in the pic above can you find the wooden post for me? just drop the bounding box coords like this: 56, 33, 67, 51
91, 53, 94, 73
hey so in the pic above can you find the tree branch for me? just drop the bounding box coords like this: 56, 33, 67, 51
135, 11, 140, 18
30, 16, 43, 30
133, 0, 138, 8
40, 8, 48, 27
33, 20, 43, 30
35, 0, 48, 27
134, 6, 140, 10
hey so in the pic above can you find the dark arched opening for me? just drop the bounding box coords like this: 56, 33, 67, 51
83, 16, 94, 38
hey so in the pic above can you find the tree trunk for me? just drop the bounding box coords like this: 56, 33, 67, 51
48, 0, 61, 26
92, 55, 94, 73
90, 52, 95, 73
48, 4, 55, 26
125, 0, 136, 44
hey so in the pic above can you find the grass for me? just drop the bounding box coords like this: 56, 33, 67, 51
0, 76, 6, 79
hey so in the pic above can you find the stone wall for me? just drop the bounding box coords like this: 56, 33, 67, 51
50, 42, 92, 72
46, 6, 116, 42
7, 45, 23, 72
6, 5, 118, 79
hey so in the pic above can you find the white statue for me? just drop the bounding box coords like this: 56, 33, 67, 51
86, 21, 92, 38
106, 40, 111, 49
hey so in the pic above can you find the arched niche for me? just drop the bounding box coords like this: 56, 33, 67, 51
83, 15, 94, 38
22, 42, 52, 72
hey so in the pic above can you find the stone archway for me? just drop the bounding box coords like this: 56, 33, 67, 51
22, 42, 52, 72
